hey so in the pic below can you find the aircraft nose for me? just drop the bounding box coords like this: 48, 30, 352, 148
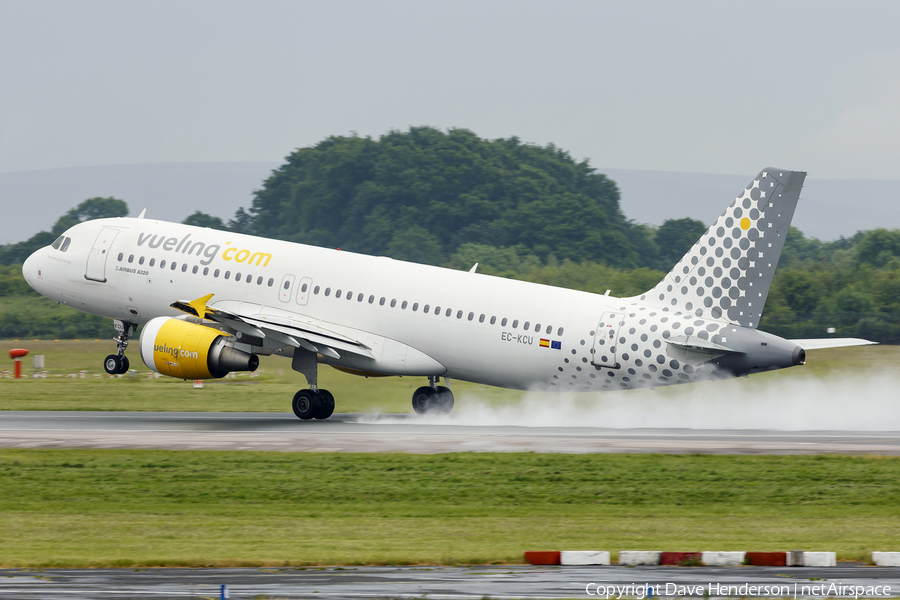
22, 251, 39, 288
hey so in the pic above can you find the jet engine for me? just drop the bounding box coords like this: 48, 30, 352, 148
139, 316, 259, 379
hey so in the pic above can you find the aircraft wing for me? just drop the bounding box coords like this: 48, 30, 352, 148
789, 338, 877, 350
171, 294, 375, 360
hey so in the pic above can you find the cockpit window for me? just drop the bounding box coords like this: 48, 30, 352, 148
60, 237, 71, 252
51, 235, 64, 250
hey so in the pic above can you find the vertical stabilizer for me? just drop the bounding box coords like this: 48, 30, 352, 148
636, 167, 805, 328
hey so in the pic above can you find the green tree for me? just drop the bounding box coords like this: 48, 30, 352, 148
182, 211, 227, 230
654, 218, 707, 270
855, 228, 900, 268
52, 197, 128, 234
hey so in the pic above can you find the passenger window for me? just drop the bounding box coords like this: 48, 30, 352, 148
434, 305, 440, 314
325, 287, 331, 296
401, 301, 408, 309
192, 265, 198, 274
424, 304, 430, 313
117, 253, 124, 261
479, 314, 485, 323
524, 322, 530, 331
283, 280, 290, 289
301, 283, 308, 293
546, 325, 552, 334
457, 310, 463, 319
171, 262, 178, 270
182, 264, 188, 272
412, 303, 419, 311
139, 257, 145, 265
490, 316, 496, 325
60, 237, 71, 252
214, 269, 220, 277
204, 267, 209, 276
379, 297, 385, 306
391, 299, 397, 308
160, 260, 166, 268
314, 286, 320, 294
368, 295, 374, 304
336, 290, 342, 298
535, 323, 541, 332
257, 276, 263, 285
52, 235, 64, 250
358, 293, 364, 302
225, 271, 231, 279
512, 320, 518, 328
467, 312, 474, 321
501, 318, 507, 326
445, 308, 451, 317
149, 258, 155, 267
267, 278, 274, 286
558, 327, 564, 336
128, 255, 134, 263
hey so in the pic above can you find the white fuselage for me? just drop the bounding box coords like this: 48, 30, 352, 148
23, 217, 792, 391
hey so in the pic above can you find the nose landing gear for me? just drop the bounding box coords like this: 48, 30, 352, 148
104, 319, 136, 375
412, 376, 454, 415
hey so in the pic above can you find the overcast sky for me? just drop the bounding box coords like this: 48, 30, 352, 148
2, 0, 899, 180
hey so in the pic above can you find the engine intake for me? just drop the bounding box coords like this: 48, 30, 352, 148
140, 316, 259, 379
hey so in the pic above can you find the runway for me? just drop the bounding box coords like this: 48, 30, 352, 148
0, 565, 898, 599
1, 411, 899, 454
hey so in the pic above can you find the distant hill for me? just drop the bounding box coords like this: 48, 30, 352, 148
605, 168, 900, 241
2, 159, 897, 246
0, 162, 278, 245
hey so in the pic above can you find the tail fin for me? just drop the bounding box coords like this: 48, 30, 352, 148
637, 167, 806, 329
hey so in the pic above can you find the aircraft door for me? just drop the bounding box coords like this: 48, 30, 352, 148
84, 227, 120, 283
278, 274, 295, 303
296, 277, 313, 306
591, 311, 624, 368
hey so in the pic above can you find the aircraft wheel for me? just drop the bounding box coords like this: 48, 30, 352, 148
117, 355, 130, 374
292, 389, 321, 420
104, 355, 121, 375
435, 386, 454, 414
412, 386, 436, 415
315, 389, 335, 420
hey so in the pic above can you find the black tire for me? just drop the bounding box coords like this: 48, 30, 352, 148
315, 389, 335, 420
292, 389, 321, 420
103, 355, 120, 375
435, 386, 454, 414
117, 355, 130, 374
412, 386, 436, 415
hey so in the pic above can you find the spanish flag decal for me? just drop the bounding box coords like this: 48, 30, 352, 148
540, 339, 550, 348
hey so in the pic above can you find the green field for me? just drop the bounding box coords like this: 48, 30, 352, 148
0, 449, 898, 567
0, 339, 897, 413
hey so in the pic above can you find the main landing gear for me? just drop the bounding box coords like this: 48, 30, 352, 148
291, 388, 335, 420
412, 376, 454, 415
104, 319, 136, 375
289, 348, 335, 420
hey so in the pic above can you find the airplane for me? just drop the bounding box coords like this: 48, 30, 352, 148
21, 167, 873, 419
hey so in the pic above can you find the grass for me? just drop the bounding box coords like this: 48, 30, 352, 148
0, 449, 898, 567
0, 339, 897, 413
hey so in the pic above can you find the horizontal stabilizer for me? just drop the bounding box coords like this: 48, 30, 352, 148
790, 338, 877, 350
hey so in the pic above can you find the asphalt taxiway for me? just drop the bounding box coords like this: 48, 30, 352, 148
1, 565, 898, 599
0, 411, 899, 454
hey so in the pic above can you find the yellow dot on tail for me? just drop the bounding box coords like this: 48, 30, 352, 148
740, 217, 751, 230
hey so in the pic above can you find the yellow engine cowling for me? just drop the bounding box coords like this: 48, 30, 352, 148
139, 316, 259, 379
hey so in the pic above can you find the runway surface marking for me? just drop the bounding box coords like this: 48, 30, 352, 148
1, 412, 899, 454
1, 565, 898, 599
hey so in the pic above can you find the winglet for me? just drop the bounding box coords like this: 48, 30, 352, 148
469, 263, 478, 273
137, 208, 147, 219
171, 293, 216, 319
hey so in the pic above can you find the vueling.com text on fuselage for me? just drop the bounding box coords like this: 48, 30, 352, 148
136, 231, 272, 267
